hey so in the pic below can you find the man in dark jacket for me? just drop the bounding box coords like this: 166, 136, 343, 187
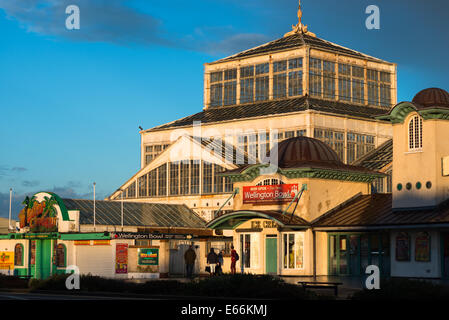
184, 244, 196, 278
206, 248, 218, 276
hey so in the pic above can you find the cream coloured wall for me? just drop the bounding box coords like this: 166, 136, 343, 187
390, 230, 441, 278
393, 114, 449, 209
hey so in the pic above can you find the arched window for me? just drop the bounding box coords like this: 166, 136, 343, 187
14, 244, 24, 266
56, 244, 67, 268
256, 178, 285, 186
408, 115, 423, 151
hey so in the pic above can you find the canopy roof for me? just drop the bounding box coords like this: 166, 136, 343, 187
206, 210, 309, 230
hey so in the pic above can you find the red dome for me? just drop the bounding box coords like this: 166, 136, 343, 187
275, 136, 341, 167
412, 88, 449, 109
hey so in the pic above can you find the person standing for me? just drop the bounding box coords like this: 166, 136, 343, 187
217, 250, 224, 275
206, 248, 218, 276
230, 245, 238, 275
184, 244, 196, 279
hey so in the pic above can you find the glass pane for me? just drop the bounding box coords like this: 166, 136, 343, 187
295, 233, 304, 269
339, 236, 348, 274
283, 234, 288, 269
349, 235, 360, 275
288, 234, 294, 268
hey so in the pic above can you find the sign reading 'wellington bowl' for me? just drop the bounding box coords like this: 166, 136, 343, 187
243, 184, 299, 204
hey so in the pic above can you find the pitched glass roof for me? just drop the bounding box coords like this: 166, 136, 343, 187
62, 199, 206, 228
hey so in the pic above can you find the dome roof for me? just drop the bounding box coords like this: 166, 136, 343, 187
412, 88, 449, 109
275, 136, 341, 167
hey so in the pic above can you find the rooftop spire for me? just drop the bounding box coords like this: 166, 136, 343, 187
284, 0, 316, 37
297, 0, 302, 26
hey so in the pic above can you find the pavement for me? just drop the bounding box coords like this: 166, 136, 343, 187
0, 275, 365, 300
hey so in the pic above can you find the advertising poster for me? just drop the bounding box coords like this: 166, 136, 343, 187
115, 244, 128, 274
396, 233, 410, 261
138, 248, 159, 266
0, 252, 14, 270
415, 232, 430, 262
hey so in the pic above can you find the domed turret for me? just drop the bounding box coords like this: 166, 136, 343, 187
412, 88, 449, 109
275, 136, 342, 168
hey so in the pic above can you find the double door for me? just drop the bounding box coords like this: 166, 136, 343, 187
329, 233, 390, 276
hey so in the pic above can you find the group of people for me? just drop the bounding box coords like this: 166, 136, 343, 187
183, 244, 239, 278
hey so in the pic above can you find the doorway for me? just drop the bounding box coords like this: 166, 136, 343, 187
328, 233, 390, 276
265, 236, 277, 275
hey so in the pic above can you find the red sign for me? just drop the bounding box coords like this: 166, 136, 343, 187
115, 244, 128, 274
243, 184, 299, 204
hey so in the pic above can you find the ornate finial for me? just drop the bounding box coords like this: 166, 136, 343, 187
284, 0, 315, 37
297, 0, 302, 27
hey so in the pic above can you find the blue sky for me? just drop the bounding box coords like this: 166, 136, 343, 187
1, 0, 448, 218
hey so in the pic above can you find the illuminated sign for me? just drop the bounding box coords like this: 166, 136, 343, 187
138, 248, 159, 265
242, 184, 299, 204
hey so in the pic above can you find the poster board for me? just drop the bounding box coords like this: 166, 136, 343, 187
115, 244, 128, 274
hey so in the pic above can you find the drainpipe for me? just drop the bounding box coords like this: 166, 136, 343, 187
313, 229, 317, 280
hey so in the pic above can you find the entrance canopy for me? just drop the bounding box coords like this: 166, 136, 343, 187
206, 210, 309, 230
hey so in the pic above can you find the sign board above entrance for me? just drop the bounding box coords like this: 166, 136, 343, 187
243, 184, 299, 204
113, 232, 192, 240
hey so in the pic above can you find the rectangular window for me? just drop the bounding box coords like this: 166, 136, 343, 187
210, 71, 222, 83
273, 60, 287, 99
210, 69, 236, 107
240, 78, 254, 103
180, 161, 190, 195
309, 57, 322, 97
352, 66, 365, 104
223, 81, 237, 106
157, 164, 167, 196
255, 76, 269, 101
202, 162, 213, 194
314, 128, 345, 161
367, 69, 379, 105
288, 57, 303, 97
210, 83, 223, 107
149, 169, 157, 197
169, 162, 179, 195
126, 181, 136, 198
138, 174, 147, 197
379, 71, 391, 107
323, 61, 336, 99
273, 73, 287, 99
338, 64, 351, 101
214, 164, 224, 193
224, 176, 233, 193
255, 63, 269, 75
191, 160, 200, 194
283, 233, 304, 269
239, 233, 259, 269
